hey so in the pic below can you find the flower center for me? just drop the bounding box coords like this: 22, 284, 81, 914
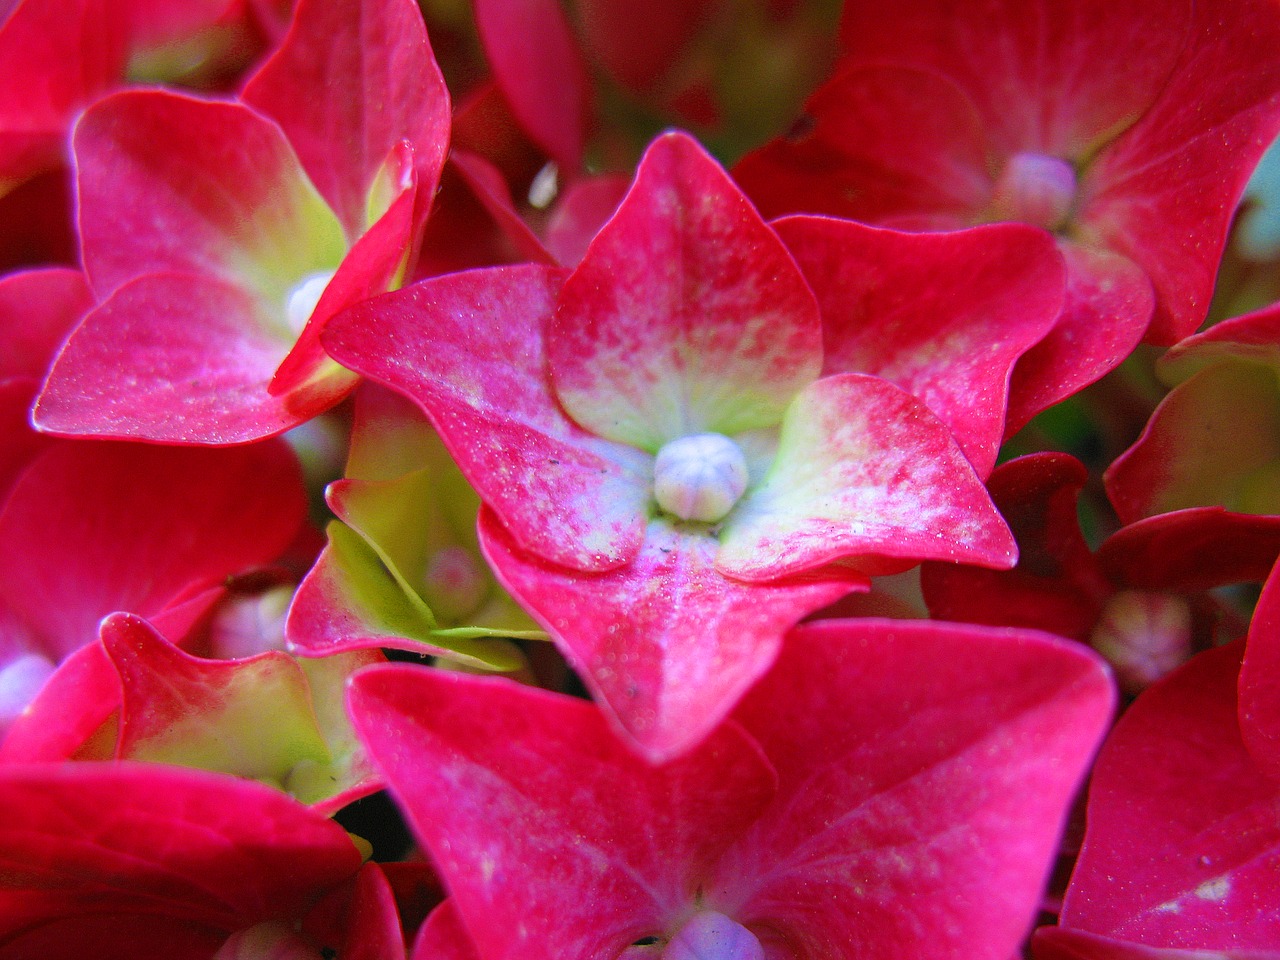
284, 270, 336, 337
0, 652, 56, 732
205, 586, 293, 660
989, 151, 1077, 232
421, 546, 489, 623
662, 911, 764, 960
1089, 590, 1192, 695
652, 433, 749, 523
214, 920, 322, 959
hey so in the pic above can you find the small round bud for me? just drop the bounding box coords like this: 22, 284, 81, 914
653, 433, 749, 523
284, 270, 335, 336
421, 545, 489, 623
662, 911, 764, 960
0, 652, 55, 732
214, 921, 319, 960
1090, 590, 1192, 694
206, 586, 293, 659
989, 151, 1077, 232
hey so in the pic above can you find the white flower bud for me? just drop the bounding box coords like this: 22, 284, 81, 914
653, 433, 749, 523
989, 151, 1077, 231
662, 911, 764, 960
284, 270, 336, 336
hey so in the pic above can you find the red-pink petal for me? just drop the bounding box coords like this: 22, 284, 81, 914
718, 374, 1016, 581
0, 641, 119, 761
718, 619, 1115, 960
1034, 927, 1257, 959
346, 864, 409, 960
35, 272, 356, 443
735, 64, 992, 225
543, 173, 630, 266
1078, 0, 1280, 344
0, 763, 362, 943
0, 438, 304, 663
1162, 301, 1280, 375
449, 149, 557, 266
480, 508, 859, 761
1059, 642, 1280, 950
0, 380, 48, 503
348, 662, 778, 958
411, 901, 481, 960
550, 131, 821, 451
472, 0, 589, 170
0, 0, 125, 188
323, 264, 651, 572
270, 143, 418, 396
774, 216, 1065, 475
921, 453, 1112, 641
0, 267, 91, 382
1005, 242, 1154, 433
74, 90, 345, 302
575, 0, 710, 93
242, 0, 450, 238
838, 0, 1191, 161
1105, 363, 1280, 524
1098, 509, 1280, 594
1239, 561, 1280, 779
103, 614, 332, 787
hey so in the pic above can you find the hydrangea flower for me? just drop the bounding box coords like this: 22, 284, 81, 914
33, 0, 450, 443
736, 0, 1280, 428
324, 131, 1016, 759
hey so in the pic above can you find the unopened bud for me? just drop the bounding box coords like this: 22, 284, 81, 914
989, 152, 1077, 232
653, 433, 749, 523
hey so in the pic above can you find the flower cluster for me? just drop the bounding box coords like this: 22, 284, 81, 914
1, 0, 1279, 957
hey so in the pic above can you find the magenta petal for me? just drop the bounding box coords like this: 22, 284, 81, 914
36, 272, 354, 443
102, 614, 330, 786
0, 763, 361, 942
735, 64, 993, 226
338, 864, 408, 960
1006, 242, 1154, 433
480, 508, 859, 761
543, 173, 630, 266
550, 131, 822, 451
1079, 0, 1280, 344
73, 90, 343, 300
472, 0, 590, 169
718, 374, 1016, 581
348, 663, 778, 959
1161, 301, 1280, 377
0, 438, 304, 662
411, 901, 481, 960
775, 216, 1065, 475
323, 265, 651, 572
1059, 643, 1280, 951
1105, 362, 1280, 524
0, 641, 118, 761
0, 267, 91, 382
1098, 510, 1280, 594
1240, 562, 1280, 779
921, 453, 1111, 641
838, 0, 1191, 161
0, 0, 125, 188
449, 150, 557, 266
0, 380, 49, 502
717, 619, 1114, 960
271, 145, 418, 396
242, 0, 450, 237
1034, 927, 1263, 959
0, 914, 225, 960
